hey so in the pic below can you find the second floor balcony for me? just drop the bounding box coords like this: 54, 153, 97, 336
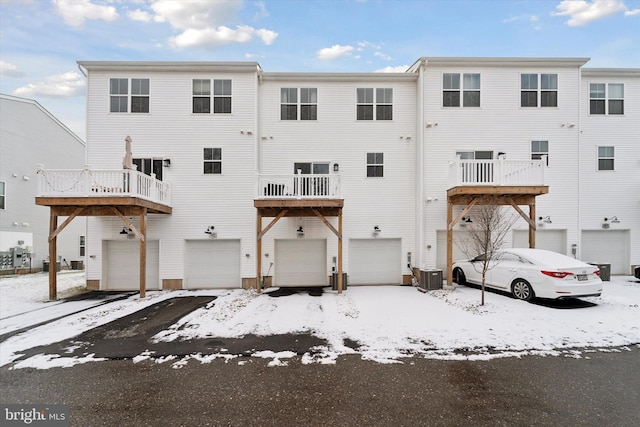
257, 173, 341, 199
36, 167, 172, 213
448, 157, 547, 188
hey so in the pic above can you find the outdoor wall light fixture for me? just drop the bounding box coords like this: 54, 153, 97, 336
205, 226, 217, 238
462, 216, 473, 223
604, 216, 620, 223
163, 159, 171, 167
373, 225, 381, 236
538, 216, 552, 224
119, 227, 132, 235
297, 226, 304, 236
333, 163, 339, 172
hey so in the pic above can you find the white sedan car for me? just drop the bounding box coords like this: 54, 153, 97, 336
452, 248, 603, 301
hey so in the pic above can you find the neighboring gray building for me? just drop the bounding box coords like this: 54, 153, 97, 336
0, 94, 86, 273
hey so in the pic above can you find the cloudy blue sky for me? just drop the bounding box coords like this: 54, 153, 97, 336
1, 0, 639, 139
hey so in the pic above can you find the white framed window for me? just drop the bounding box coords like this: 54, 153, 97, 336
521, 74, 557, 107
0, 181, 5, 210
597, 146, 614, 171
443, 73, 480, 107
213, 79, 232, 113
204, 148, 222, 174
357, 88, 392, 120
192, 79, 211, 113
192, 79, 231, 114
366, 153, 384, 177
531, 140, 549, 165
110, 78, 149, 113
590, 83, 624, 115
79, 236, 86, 257
280, 88, 317, 120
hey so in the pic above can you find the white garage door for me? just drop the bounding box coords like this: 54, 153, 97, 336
275, 239, 327, 287
581, 230, 630, 275
104, 240, 159, 291
185, 240, 241, 289
349, 238, 402, 285
513, 229, 567, 255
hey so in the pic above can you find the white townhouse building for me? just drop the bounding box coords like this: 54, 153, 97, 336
35, 58, 639, 295
1, 94, 86, 274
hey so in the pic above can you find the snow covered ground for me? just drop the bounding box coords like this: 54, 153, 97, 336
1, 271, 639, 369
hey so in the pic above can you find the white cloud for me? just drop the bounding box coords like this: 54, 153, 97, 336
148, 0, 278, 48
374, 65, 409, 73
52, 0, 118, 28
255, 28, 277, 45
317, 44, 354, 61
13, 71, 85, 98
625, 8, 640, 16
0, 60, 25, 77
127, 8, 152, 22
552, 0, 627, 26
374, 51, 392, 61
169, 25, 278, 49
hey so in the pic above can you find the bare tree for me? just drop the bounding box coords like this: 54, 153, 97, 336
458, 197, 518, 305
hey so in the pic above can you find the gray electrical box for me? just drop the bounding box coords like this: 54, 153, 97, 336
418, 269, 443, 291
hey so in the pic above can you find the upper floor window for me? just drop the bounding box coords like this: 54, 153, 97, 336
521, 74, 557, 107
597, 146, 614, 171
531, 140, 549, 166
0, 181, 5, 210
110, 78, 149, 113
357, 88, 393, 121
192, 79, 231, 114
204, 148, 222, 174
443, 73, 480, 107
366, 153, 384, 177
590, 83, 624, 115
214, 79, 232, 113
281, 88, 318, 120
193, 79, 211, 113
133, 158, 163, 181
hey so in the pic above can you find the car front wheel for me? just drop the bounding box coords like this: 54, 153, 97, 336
512, 279, 534, 301
453, 268, 466, 286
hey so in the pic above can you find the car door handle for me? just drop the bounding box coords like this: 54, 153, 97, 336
509, 268, 518, 272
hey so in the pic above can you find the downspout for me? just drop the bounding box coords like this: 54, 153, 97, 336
256, 67, 263, 176
416, 59, 426, 268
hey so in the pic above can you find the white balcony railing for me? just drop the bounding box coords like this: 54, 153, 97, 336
448, 157, 546, 187
36, 167, 171, 206
257, 173, 340, 199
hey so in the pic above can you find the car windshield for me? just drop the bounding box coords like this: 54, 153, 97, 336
471, 254, 487, 262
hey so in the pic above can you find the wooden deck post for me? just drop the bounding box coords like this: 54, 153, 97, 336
256, 213, 262, 293
338, 209, 343, 294
529, 203, 536, 249
139, 209, 147, 298
447, 201, 453, 287
48, 211, 58, 301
